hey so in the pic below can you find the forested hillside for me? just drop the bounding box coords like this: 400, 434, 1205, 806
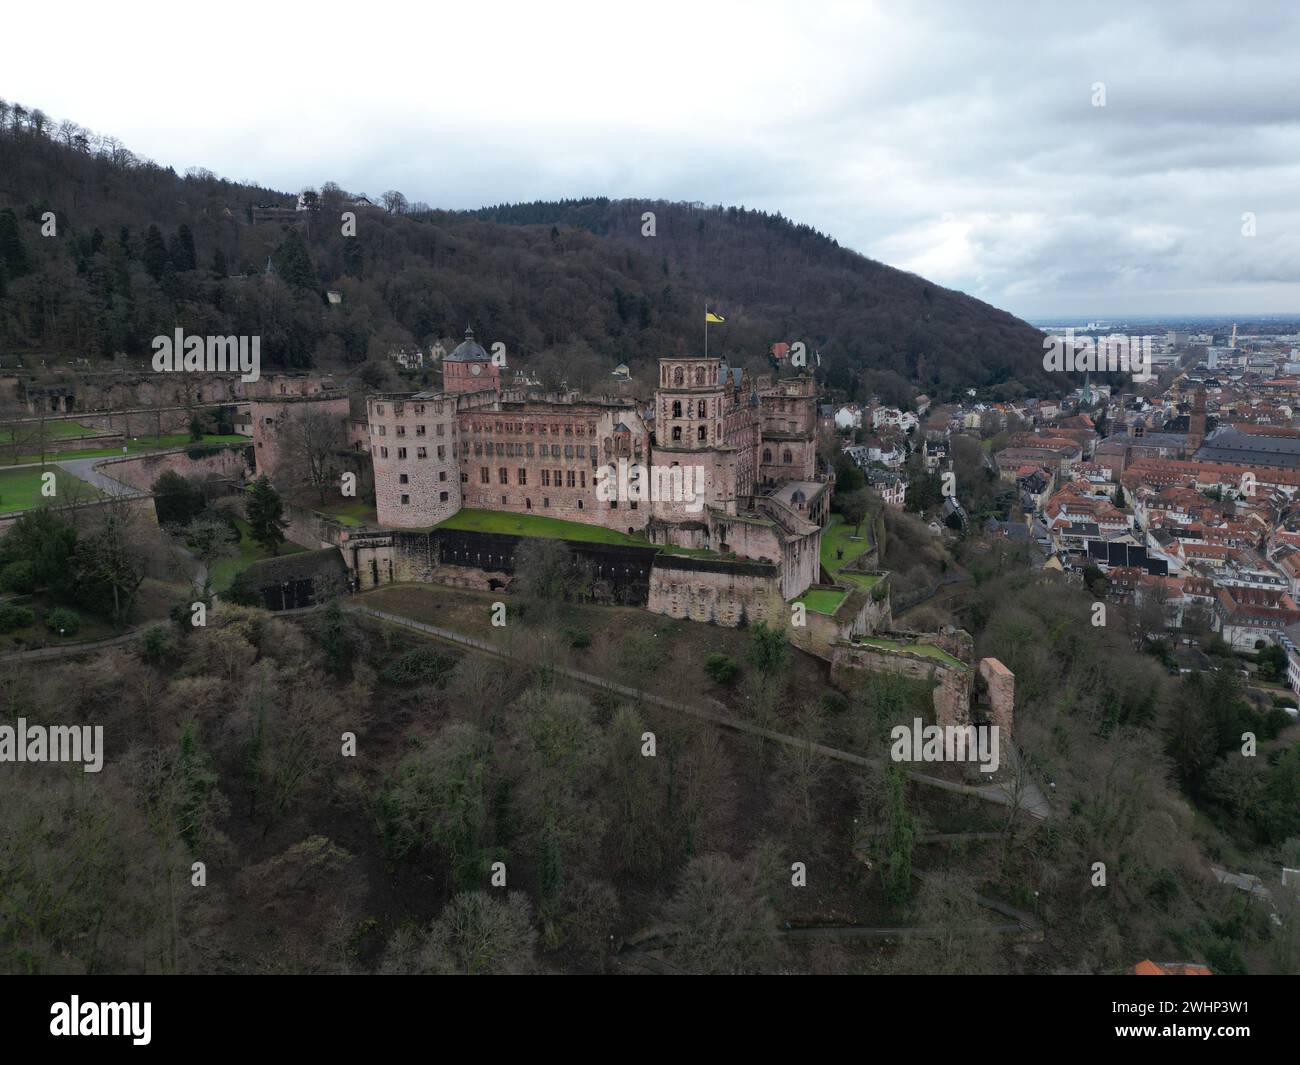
0, 100, 1052, 401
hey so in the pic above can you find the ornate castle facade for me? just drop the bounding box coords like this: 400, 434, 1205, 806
365, 335, 831, 601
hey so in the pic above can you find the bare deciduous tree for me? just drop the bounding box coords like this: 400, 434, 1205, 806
275, 405, 346, 505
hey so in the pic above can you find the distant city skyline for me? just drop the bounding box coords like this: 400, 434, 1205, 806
1026, 315, 1300, 327
6, 1, 1299, 321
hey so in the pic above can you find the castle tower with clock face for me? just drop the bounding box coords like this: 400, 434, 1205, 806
441, 325, 501, 395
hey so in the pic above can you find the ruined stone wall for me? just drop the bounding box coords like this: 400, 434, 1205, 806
342, 527, 655, 605
760, 374, 817, 435
5, 428, 125, 454
779, 525, 821, 600
874, 627, 973, 663
0, 494, 156, 536
281, 500, 348, 551
250, 394, 351, 485
829, 642, 973, 727
789, 586, 893, 661
425, 563, 512, 593
645, 517, 711, 551
758, 436, 817, 484
346, 531, 441, 590
854, 583, 892, 635
933, 665, 972, 728
978, 657, 1015, 735
647, 447, 735, 525
787, 606, 844, 659
92, 444, 253, 493
646, 554, 784, 627
709, 511, 783, 562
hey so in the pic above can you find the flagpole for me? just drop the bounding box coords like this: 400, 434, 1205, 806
704, 304, 708, 358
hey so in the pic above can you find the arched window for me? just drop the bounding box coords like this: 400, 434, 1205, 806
672, 400, 682, 418
672, 426, 682, 441
697, 426, 707, 441
783, 451, 792, 465
762, 448, 772, 463
673, 367, 684, 386
694, 366, 705, 386
698, 400, 706, 417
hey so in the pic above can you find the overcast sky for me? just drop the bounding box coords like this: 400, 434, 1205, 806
7, 1, 1299, 319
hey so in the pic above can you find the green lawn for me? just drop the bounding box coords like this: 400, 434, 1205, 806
839, 570, 883, 592
821, 513, 872, 574
808, 513, 883, 600
436, 507, 652, 546
794, 588, 848, 615
209, 518, 307, 592
0, 465, 103, 514
433, 507, 715, 556
0, 420, 107, 442
5, 433, 247, 466
853, 635, 966, 669
317, 500, 378, 528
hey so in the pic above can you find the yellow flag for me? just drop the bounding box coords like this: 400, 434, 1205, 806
705, 311, 726, 323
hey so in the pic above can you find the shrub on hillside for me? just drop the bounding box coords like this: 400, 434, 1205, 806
381, 647, 456, 685
704, 652, 739, 685
141, 623, 176, 663
0, 559, 36, 594
46, 607, 81, 636
0, 603, 34, 633
564, 625, 592, 649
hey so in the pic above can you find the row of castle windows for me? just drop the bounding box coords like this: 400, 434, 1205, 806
374, 423, 446, 437
373, 402, 445, 416
477, 467, 591, 490
463, 494, 634, 514
469, 420, 598, 436
376, 445, 447, 460
670, 426, 712, 442
661, 365, 718, 387
395, 471, 449, 485
463, 439, 639, 462
468, 441, 592, 459
665, 399, 711, 419
398, 491, 451, 505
